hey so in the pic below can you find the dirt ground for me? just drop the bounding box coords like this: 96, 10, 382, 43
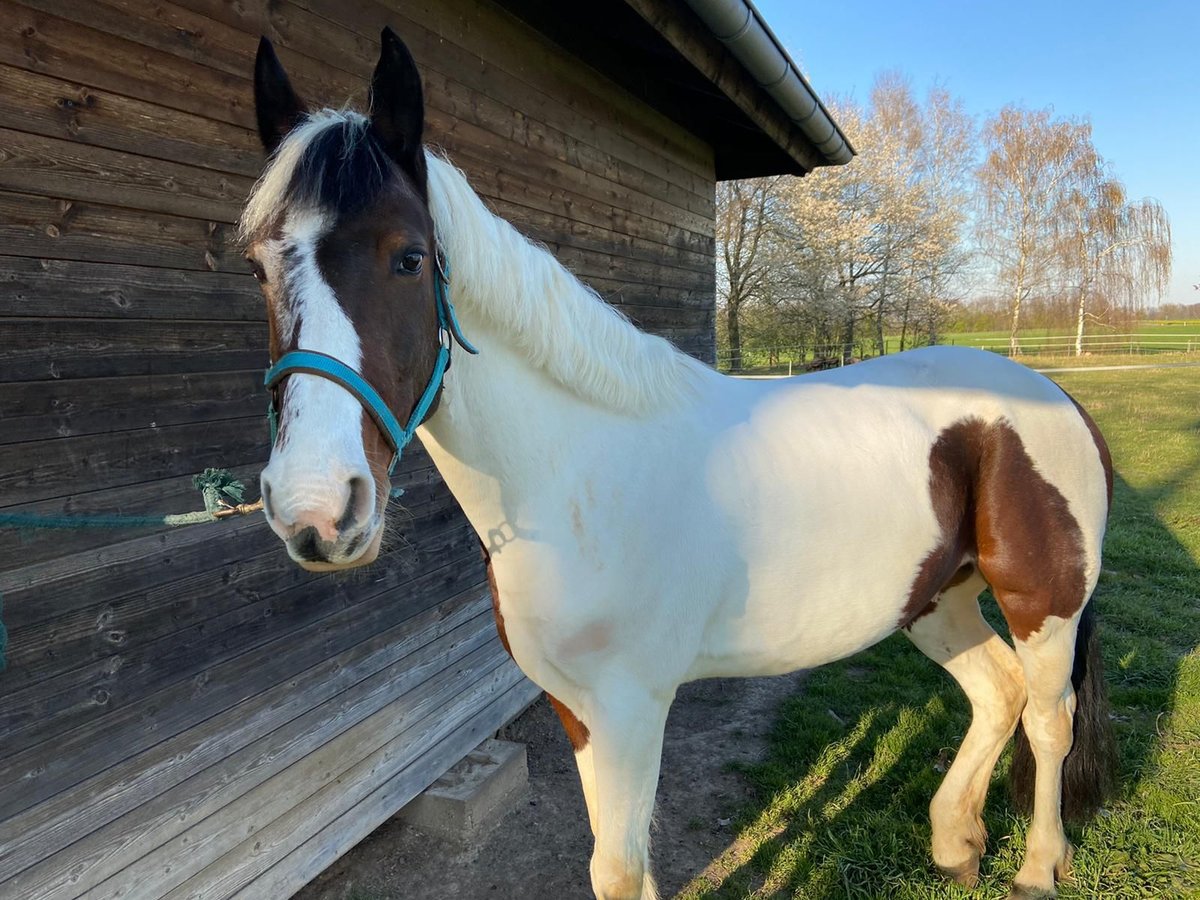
296, 673, 807, 900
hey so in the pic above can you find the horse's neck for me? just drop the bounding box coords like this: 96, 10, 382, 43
417, 325, 592, 538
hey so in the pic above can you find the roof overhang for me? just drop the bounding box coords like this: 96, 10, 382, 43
493, 0, 854, 179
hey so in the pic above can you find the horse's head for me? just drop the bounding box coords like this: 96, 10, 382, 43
244, 29, 443, 571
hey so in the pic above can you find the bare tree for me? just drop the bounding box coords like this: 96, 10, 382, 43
976, 107, 1097, 354
715, 177, 782, 371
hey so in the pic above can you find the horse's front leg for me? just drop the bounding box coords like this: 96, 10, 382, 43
584, 682, 672, 900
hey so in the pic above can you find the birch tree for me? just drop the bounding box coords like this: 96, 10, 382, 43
975, 107, 1097, 354
1059, 168, 1171, 354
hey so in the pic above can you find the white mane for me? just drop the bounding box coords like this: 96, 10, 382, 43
425, 153, 704, 416
240, 109, 704, 416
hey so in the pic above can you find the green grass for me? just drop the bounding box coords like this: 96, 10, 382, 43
680, 367, 1200, 899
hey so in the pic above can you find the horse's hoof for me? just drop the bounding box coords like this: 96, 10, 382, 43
1008, 883, 1055, 900
937, 858, 980, 889
1054, 844, 1075, 882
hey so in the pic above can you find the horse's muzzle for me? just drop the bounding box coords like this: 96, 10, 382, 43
261, 469, 382, 570
285, 522, 379, 570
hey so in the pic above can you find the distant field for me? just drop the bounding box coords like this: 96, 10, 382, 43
720, 321, 1200, 374
940, 320, 1200, 355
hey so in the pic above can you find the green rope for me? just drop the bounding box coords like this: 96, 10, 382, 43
0, 469, 256, 532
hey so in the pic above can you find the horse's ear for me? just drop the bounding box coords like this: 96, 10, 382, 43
369, 27, 427, 195
254, 37, 306, 154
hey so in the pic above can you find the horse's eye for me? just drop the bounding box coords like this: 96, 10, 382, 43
246, 257, 267, 284
393, 250, 424, 276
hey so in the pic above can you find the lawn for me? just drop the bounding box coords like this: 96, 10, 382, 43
680, 367, 1200, 899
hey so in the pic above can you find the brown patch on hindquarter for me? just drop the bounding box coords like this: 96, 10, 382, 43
902, 418, 1089, 640
479, 542, 590, 751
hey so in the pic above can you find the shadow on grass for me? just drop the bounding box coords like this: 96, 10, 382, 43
684, 467, 1200, 900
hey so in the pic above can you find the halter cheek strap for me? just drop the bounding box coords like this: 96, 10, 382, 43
263, 256, 477, 478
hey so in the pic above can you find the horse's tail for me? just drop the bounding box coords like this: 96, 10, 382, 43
1010, 600, 1118, 823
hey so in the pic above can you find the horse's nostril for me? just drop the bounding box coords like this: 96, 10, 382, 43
291, 526, 327, 562
338, 476, 372, 532
261, 479, 275, 521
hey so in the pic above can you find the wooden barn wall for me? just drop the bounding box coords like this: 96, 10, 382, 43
0, 0, 717, 897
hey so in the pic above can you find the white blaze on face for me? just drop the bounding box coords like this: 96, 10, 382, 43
260, 211, 376, 545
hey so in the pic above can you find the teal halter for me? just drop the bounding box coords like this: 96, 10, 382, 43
263, 254, 477, 478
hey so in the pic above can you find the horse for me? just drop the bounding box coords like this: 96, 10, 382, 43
243, 29, 1115, 900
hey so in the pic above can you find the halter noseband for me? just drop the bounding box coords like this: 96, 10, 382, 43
263, 254, 478, 478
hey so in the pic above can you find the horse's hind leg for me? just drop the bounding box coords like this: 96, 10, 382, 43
905, 571, 1026, 886
1002, 610, 1083, 898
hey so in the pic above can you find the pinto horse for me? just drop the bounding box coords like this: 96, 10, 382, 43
244, 30, 1115, 900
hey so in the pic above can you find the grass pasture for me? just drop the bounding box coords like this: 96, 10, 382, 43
681, 366, 1200, 899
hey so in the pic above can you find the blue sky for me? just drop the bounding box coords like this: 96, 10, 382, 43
754, 0, 1199, 307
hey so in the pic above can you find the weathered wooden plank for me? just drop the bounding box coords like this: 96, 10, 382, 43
0, 257, 262, 321
175, 0, 712, 192
0, 127, 254, 221
9, 0, 370, 119
3, 602, 502, 900
0, 535, 486, 818
157, 660, 530, 900
426, 106, 716, 239
0, 416, 268, 507
0, 64, 262, 177
0, 7, 713, 250
282, 0, 713, 184
548, 244, 714, 294
0, 2, 255, 128
620, 303, 715, 334
0, 371, 263, 445
51, 0, 721, 235
5, 483, 456, 688
1, 505, 468, 705
0, 587, 493, 886
468, 165, 714, 261
586, 275, 715, 311
250, 676, 540, 900
488, 195, 714, 275
0, 529, 476, 760
0, 317, 264, 383
0, 190, 244, 272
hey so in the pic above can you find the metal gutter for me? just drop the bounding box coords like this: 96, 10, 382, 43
682, 0, 855, 165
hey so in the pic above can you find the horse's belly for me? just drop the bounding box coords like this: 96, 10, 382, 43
690, 400, 946, 679
688, 554, 918, 679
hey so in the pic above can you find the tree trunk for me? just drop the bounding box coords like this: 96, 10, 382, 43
842, 310, 856, 365
1009, 295, 1022, 356
726, 298, 743, 372
1074, 290, 1086, 356
1009, 250, 1028, 356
